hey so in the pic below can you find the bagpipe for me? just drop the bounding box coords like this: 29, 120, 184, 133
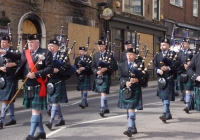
53, 26, 76, 76
76, 37, 94, 81
0, 23, 21, 89
122, 33, 157, 99
97, 31, 116, 72
77, 37, 94, 70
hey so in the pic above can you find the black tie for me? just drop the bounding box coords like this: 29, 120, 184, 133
128, 62, 132, 70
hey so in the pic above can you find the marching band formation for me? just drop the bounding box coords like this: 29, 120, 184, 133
0, 24, 200, 139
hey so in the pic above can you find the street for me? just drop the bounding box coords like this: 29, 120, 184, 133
0, 88, 200, 140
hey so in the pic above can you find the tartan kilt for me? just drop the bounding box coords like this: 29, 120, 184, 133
0, 76, 17, 101
93, 75, 111, 94
117, 85, 142, 110
193, 87, 200, 111
157, 78, 175, 101
23, 85, 47, 110
177, 74, 194, 91
77, 74, 92, 91
47, 79, 68, 104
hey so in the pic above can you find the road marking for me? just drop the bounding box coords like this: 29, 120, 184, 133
46, 98, 181, 138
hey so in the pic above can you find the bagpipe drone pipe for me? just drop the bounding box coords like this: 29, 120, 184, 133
53, 26, 76, 77
97, 31, 117, 72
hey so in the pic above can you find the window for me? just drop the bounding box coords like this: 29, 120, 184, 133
126, 31, 136, 44
123, 0, 143, 15
193, 0, 198, 17
170, 0, 183, 7
153, 0, 159, 20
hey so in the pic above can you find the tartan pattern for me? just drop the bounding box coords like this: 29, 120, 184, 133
157, 78, 175, 101
117, 85, 142, 110
177, 74, 194, 91
23, 85, 47, 110
47, 79, 68, 103
77, 74, 92, 91
193, 87, 200, 111
0, 76, 17, 101
93, 75, 111, 94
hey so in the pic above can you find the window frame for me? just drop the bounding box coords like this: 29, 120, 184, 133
122, 0, 144, 16
170, 0, 183, 7
193, 0, 198, 17
153, 0, 160, 20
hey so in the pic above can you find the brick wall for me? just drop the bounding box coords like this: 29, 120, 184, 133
0, 0, 106, 47
163, 0, 200, 27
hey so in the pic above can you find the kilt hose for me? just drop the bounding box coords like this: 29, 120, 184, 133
0, 76, 17, 101
47, 79, 68, 104
177, 74, 194, 91
118, 85, 142, 110
193, 87, 200, 111
157, 78, 175, 101
23, 84, 47, 110
93, 74, 111, 94
77, 74, 92, 91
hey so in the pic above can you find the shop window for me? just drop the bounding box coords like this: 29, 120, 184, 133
193, 0, 198, 17
123, 0, 143, 16
170, 0, 183, 7
153, 0, 160, 20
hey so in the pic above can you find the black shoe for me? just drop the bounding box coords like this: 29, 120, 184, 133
79, 103, 89, 109
159, 114, 166, 123
166, 114, 172, 120
45, 122, 52, 130
175, 92, 179, 96
104, 109, 110, 114
0, 122, 3, 129
183, 107, 189, 113
34, 132, 46, 139
54, 119, 65, 127
4, 119, 16, 126
47, 110, 51, 116
131, 128, 137, 134
123, 128, 132, 137
25, 135, 35, 140
99, 108, 105, 117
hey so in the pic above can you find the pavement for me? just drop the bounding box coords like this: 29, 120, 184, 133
7, 80, 200, 139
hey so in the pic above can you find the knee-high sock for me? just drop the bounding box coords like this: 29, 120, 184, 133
50, 105, 57, 123
82, 91, 88, 104
163, 100, 170, 114
38, 113, 45, 133
186, 93, 192, 108
0, 103, 8, 123
48, 104, 52, 112
57, 105, 63, 120
128, 112, 136, 128
30, 115, 40, 137
101, 96, 108, 109
8, 102, 15, 120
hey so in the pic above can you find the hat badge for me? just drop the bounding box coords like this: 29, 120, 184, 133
34, 35, 37, 38
82, 47, 84, 50
164, 39, 167, 42
53, 41, 56, 44
102, 41, 104, 44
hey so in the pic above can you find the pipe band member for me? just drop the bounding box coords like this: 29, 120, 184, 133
0, 34, 54, 140
154, 38, 177, 123
91, 38, 117, 117
0, 36, 19, 129
74, 46, 92, 109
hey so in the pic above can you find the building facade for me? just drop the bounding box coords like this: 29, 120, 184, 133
164, 0, 200, 49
